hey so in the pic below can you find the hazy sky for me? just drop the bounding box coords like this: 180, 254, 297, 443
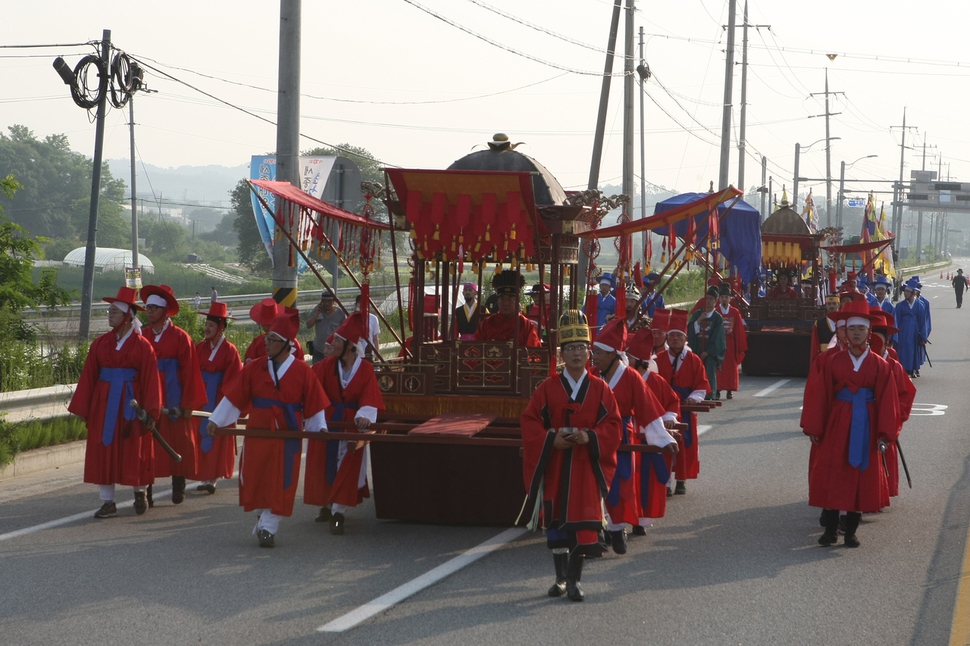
5, 0, 969, 207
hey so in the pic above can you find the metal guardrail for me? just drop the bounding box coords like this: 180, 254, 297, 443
22, 286, 397, 316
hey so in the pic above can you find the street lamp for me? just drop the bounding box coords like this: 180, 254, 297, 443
793, 137, 840, 211
836, 154, 878, 236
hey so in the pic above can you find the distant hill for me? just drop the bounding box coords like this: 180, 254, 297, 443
106, 160, 249, 208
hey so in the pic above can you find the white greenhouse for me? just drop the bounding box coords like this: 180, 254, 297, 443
62, 247, 155, 274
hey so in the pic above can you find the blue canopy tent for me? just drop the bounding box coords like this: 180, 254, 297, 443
653, 193, 763, 284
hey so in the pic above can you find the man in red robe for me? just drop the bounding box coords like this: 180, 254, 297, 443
590, 318, 676, 554
474, 269, 541, 347
801, 300, 899, 548
70, 287, 162, 518
626, 322, 682, 525
245, 299, 305, 363
715, 282, 748, 399
207, 311, 330, 548
191, 301, 242, 494
868, 309, 916, 502
521, 310, 622, 602
141, 284, 207, 506
809, 294, 841, 364
305, 312, 385, 535
653, 309, 710, 495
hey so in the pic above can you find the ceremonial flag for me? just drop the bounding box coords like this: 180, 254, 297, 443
802, 190, 817, 232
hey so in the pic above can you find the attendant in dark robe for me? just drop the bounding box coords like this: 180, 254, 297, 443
590, 318, 676, 554
872, 275, 894, 314
474, 269, 541, 347
70, 287, 161, 518
141, 284, 207, 506
688, 286, 726, 400
452, 282, 480, 340
207, 311, 330, 548
715, 282, 747, 398
654, 309, 711, 495
520, 310, 622, 602
305, 313, 385, 535
801, 300, 899, 548
953, 269, 968, 308
191, 302, 242, 494
810, 294, 841, 363
640, 272, 665, 319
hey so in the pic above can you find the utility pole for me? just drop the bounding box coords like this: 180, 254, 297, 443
580, 0, 623, 285
621, 0, 635, 213
77, 30, 111, 340
734, 3, 769, 193
809, 69, 843, 228
272, 0, 301, 308
128, 97, 139, 280
638, 26, 648, 262
759, 155, 767, 219
717, 0, 737, 191
890, 108, 917, 243
915, 136, 937, 263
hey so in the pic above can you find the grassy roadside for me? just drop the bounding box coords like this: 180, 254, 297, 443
0, 416, 87, 468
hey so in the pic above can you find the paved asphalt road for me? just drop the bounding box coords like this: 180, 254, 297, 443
2, 270, 969, 646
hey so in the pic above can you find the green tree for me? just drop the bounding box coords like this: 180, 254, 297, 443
303, 143, 383, 186
0, 176, 71, 311
139, 219, 188, 260
0, 126, 127, 242
231, 179, 271, 275
199, 211, 238, 247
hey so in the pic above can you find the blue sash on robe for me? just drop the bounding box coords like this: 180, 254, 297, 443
836, 387, 875, 471
198, 370, 224, 453
156, 358, 182, 421
326, 402, 359, 486
98, 367, 137, 446
606, 417, 633, 506
672, 385, 695, 448
252, 396, 303, 489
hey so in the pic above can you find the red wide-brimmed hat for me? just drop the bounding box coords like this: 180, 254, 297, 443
829, 300, 876, 325
249, 298, 280, 326
625, 328, 654, 362
140, 284, 180, 315
103, 286, 143, 311
333, 311, 366, 345
199, 301, 235, 320
868, 308, 898, 335
649, 309, 671, 333
268, 310, 300, 341
593, 317, 627, 353
667, 309, 689, 335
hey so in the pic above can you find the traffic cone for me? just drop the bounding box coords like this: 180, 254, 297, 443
941, 272, 944, 279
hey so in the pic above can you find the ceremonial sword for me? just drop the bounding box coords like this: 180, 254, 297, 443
877, 440, 890, 481
896, 439, 913, 489
129, 399, 182, 462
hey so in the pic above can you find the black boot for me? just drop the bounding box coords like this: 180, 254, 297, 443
172, 476, 186, 504
146, 484, 154, 508
844, 512, 862, 548
609, 530, 627, 555
818, 509, 839, 546
547, 553, 568, 597
565, 552, 585, 602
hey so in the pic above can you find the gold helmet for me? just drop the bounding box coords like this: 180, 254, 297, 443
559, 310, 590, 347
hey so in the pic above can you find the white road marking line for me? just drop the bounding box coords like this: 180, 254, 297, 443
697, 424, 712, 436
317, 527, 527, 633
754, 379, 791, 397
0, 488, 173, 543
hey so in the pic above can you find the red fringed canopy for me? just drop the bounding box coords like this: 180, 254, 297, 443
384, 168, 541, 261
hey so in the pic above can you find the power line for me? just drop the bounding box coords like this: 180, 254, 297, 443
400, 0, 630, 77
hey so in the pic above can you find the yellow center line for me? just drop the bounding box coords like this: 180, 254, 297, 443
950, 523, 970, 646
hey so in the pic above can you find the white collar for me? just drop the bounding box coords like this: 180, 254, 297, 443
115, 324, 134, 351
269, 353, 295, 385
207, 335, 225, 361
152, 318, 171, 342
562, 369, 588, 400
338, 355, 362, 388
849, 347, 870, 372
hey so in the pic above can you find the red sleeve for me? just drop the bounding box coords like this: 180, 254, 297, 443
135, 335, 163, 421
68, 334, 103, 419
176, 328, 207, 409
